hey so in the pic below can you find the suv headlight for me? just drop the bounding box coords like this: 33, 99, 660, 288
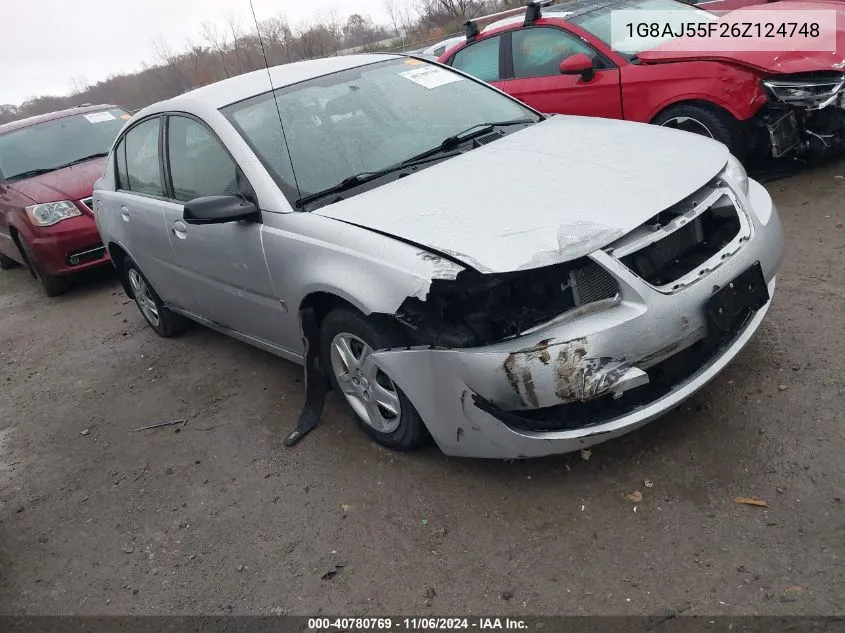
722, 155, 749, 197
25, 201, 82, 227
762, 74, 845, 110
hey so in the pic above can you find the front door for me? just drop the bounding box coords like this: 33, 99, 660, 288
161, 114, 283, 346
500, 26, 623, 119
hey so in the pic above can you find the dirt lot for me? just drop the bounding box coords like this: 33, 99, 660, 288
1, 160, 844, 616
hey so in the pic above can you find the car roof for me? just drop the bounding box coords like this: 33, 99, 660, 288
0, 104, 122, 135
423, 36, 464, 54
480, 0, 620, 34
139, 54, 402, 117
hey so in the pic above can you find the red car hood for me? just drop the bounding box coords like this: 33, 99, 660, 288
638, 1, 845, 74
9, 156, 106, 204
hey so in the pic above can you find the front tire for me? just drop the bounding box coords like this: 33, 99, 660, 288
18, 237, 68, 297
123, 258, 187, 337
0, 252, 17, 270
652, 103, 744, 158
320, 308, 429, 451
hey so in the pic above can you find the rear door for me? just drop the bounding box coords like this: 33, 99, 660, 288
500, 26, 622, 119
161, 113, 281, 345
111, 116, 192, 310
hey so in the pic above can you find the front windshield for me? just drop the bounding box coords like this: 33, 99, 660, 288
221, 58, 540, 203
570, 0, 716, 56
0, 107, 129, 181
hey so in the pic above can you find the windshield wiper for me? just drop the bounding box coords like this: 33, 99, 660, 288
408, 118, 537, 162
54, 152, 110, 170
6, 168, 58, 181
296, 151, 461, 209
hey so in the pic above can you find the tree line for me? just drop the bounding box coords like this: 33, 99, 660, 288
0, 0, 527, 126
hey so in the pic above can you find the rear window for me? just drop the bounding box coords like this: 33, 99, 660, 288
0, 108, 129, 181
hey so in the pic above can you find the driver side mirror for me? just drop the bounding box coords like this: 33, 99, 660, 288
183, 195, 260, 225
560, 53, 595, 80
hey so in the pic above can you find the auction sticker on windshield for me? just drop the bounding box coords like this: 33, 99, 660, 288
84, 111, 117, 123
399, 67, 464, 89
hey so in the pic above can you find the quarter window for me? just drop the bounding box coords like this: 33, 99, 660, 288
450, 36, 502, 82
122, 118, 165, 197
167, 116, 238, 202
115, 138, 129, 190
512, 28, 601, 79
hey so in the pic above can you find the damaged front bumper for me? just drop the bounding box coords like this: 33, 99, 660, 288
759, 74, 845, 157
367, 180, 784, 459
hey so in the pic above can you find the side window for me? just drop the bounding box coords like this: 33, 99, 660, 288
450, 36, 501, 83
512, 27, 602, 79
115, 138, 129, 190
167, 116, 238, 202
123, 118, 165, 197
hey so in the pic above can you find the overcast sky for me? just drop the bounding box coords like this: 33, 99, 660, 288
1, 0, 394, 106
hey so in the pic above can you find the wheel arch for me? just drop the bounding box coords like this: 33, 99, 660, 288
648, 97, 744, 125
107, 242, 132, 295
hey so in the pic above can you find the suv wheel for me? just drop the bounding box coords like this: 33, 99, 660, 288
19, 237, 68, 296
0, 252, 17, 270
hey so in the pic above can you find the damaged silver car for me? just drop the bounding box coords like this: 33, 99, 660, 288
94, 54, 784, 459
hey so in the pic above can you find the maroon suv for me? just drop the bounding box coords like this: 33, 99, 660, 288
0, 104, 130, 295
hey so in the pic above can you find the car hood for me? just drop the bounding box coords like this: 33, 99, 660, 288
9, 157, 106, 204
314, 116, 730, 274
638, 2, 845, 74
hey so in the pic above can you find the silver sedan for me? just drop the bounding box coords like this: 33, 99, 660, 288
94, 54, 783, 459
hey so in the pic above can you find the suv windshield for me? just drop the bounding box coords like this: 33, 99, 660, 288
569, 0, 716, 57
0, 107, 129, 182
222, 58, 540, 205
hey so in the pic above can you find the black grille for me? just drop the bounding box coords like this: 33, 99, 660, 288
620, 203, 741, 287
572, 261, 618, 304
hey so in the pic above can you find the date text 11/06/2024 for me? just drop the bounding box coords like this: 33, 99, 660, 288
308, 618, 528, 630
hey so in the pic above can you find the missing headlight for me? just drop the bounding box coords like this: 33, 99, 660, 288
395, 258, 620, 348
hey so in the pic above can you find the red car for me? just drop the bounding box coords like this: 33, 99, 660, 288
439, 0, 845, 159
0, 105, 129, 295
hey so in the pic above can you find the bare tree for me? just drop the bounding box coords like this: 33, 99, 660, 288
200, 21, 231, 78
224, 11, 246, 73
68, 75, 89, 96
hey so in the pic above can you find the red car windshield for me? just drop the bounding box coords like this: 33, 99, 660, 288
568, 0, 716, 56
0, 107, 128, 182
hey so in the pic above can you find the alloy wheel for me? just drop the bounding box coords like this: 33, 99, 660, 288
128, 269, 161, 327
329, 332, 401, 433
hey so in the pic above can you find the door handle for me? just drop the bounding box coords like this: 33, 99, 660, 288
120, 206, 130, 222
172, 220, 188, 240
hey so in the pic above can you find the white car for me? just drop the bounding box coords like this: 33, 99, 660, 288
93, 54, 783, 459
422, 36, 465, 58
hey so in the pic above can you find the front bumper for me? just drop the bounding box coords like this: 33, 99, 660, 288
369, 179, 784, 459
26, 212, 109, 276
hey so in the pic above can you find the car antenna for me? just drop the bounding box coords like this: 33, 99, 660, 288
248, 0, 302, 203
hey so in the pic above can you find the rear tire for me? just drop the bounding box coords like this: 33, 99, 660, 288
18, 237, 68, 297
123, 258, 188, 337
652, 103, 744, 158
320, 307, 429, 451
0, 252, 17, 270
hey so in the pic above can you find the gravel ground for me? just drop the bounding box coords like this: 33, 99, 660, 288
1, 159, 844, 616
